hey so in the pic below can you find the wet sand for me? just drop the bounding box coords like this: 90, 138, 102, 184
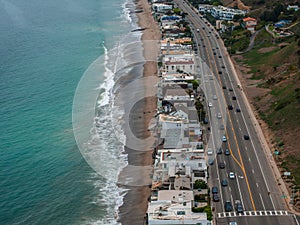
118, 0, 160, 224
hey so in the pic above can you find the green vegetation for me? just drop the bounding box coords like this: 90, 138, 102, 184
223, 26, 251, 54
192, 206, 213, 220
193, 179, 208, 189
187, 0, 222, 8
186, 79, 199, 90
194, 194, 207, 202
195, 99, 206, 122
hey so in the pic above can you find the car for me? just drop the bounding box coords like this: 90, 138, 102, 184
217, 148, 222, 154
236, 108, 241, 112
221, 65, 225, 68
224, 148, 230, 156
213, 194, 220, 202
244, 134, 250, 140
219, 55, 222, 58
208, 158, 214, 165
212, 186, 218, 194
224, 201, 233, 212
228, 105, 233, 110
222, 135, 227, 142
214, 52, 216, 55
235, 200, 243, 213
218, 162, 225, 169
207, 148, 213, 155
232, 96, 236, 100
229, 88, 233, 92
208, 102, 212, 107
222, 86, 227, 89
229, 172, 235, 179
220, 124, 225, 130
213, 95, 217, 100
229, 222, 237, 225
218, 71, 222, 74
221, 179, 228, 186
203, 118, 208, 124
217, 113, 222, 119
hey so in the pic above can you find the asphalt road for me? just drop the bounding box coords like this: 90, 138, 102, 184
174, 0, 299, 224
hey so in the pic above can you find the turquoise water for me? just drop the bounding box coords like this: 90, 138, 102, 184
0, 0, 136, 224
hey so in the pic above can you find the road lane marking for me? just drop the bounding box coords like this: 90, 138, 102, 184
259, 193, 266, 211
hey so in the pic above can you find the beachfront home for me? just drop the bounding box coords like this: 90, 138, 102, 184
210, 6, 246, 21
160, 38, 193, 55
152, 148, 207, 187
147, 190, 209, 225
163, 54, 195, 74
152, 3, 173, 13
242, 17, 257, 32
161, 15, 182, 26
162, 25, 185, 37
287, 5, 299, 11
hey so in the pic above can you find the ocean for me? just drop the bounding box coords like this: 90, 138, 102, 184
0, 0, 143, 224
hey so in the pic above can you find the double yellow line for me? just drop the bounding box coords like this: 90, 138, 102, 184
188, 12, 257, 211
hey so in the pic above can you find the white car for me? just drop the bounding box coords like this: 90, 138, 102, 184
222, 135, 227, 142
207, 148, 213, 155
217, 113, 222, 119
208, 102, 212, 107
213, 95, 217, 100
229, 172, 235, 179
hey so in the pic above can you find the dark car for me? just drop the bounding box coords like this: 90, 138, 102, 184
228, 105, 233, 110
217, 148, 222, 154
208, 158, 214, 165
212, 186, 218, 194
218, 55, 222, 58
203, 118, 209, 124
244, 134, 250, 140
218, 162, 225, 169
222, 86, 226, 89
225, 149, 230, 155
225, 201, 233, 212
221, 65, 225, 68
213, 194, 220, 202
229, 88, 233, 92
218, 71, 222, 74
232, 96, 236, 100
235, 200, 243, 213
236, 108, 241, 112
221, 179, 228, 186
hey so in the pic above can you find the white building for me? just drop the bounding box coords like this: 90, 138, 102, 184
211, 6, 246, 21
163, 54, 195, 74
198, 4, 213, 13
287, 5, 299, 11
152, 3, 173, 13
147, 190, 210, 225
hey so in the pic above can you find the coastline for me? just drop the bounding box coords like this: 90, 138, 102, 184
118, 0, 161, 224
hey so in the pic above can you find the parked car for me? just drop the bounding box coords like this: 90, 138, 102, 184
212, 186, 218, 194
213, 194, 220, 202
221, 179, 228, 186
224, 201, 233, 212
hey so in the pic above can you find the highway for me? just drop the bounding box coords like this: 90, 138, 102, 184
174, 0, 299, 224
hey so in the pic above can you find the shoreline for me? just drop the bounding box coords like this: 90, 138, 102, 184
118, 0, 161, 224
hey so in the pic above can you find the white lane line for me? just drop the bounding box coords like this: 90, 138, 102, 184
249, 157, 251, 161
259, 193, 266, 211
252, 169, 255, 174
236, 173, 244, 209
256, 182, 259, 188
294, 214, 300, 225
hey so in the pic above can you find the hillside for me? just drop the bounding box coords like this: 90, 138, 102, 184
232, 24, 300, 210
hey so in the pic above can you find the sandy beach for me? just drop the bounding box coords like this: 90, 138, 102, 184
118, 0, 161, 224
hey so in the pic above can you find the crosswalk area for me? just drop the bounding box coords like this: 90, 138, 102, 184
217, 210, 289, 218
